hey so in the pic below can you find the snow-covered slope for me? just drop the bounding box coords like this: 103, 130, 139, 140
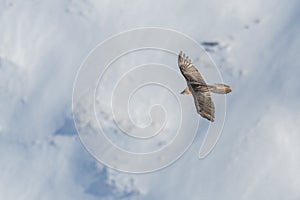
1, 0, 300, 199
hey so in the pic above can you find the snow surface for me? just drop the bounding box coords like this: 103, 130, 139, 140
1, 0, 300, 199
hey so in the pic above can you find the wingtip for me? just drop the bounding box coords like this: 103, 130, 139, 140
206, 115, 214, 122
207, 117, 214, 122
179, 51, 184, 59
178, 51, 191, 62
199, 111, 215, 122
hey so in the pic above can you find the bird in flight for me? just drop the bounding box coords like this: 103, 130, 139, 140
178, 51, 231, 122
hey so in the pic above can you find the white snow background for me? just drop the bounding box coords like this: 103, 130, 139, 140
1, 0, 300, 199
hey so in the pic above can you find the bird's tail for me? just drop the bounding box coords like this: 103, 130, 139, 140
208, 84, 232, 94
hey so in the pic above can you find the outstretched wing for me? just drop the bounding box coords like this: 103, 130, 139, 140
191, 83, 215, 121
178, 51, 206, 85
178, 51, 215, 121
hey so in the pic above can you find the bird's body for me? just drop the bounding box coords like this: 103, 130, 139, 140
178, 51, 231, 122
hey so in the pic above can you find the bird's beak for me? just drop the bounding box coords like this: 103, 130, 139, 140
180, 87, 191, 95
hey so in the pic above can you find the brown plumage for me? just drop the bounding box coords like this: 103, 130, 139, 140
178, 51, 231, 122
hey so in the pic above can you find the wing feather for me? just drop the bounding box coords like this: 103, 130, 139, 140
178, 51, 215, 121
178, 51, 206, 85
